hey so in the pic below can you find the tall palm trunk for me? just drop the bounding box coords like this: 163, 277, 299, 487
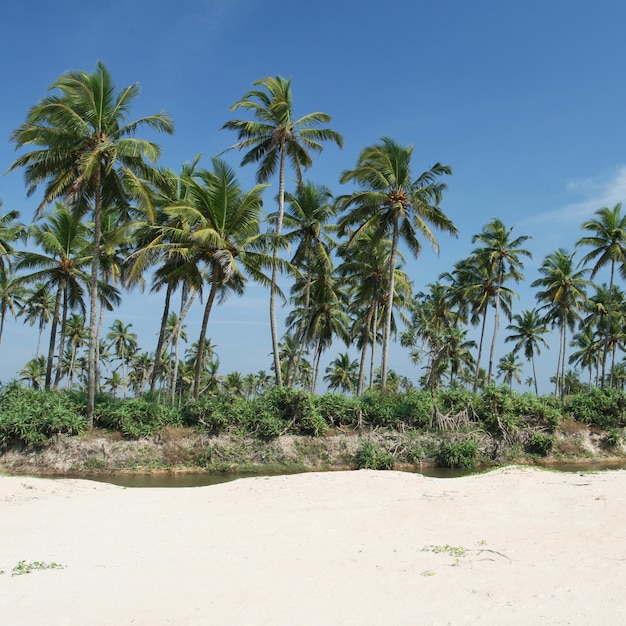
151, 282, 173, 393
473, 309, 488, 392
53, 286, 69, 390
45, 284, 63, 390
487, 263, 504, 386
357, 299, 377, 395
381, 220, 399, 389
270, 144, 286, 387
87, 173, 103, 428
193, 268, 220, 399
602, 260, 616, 387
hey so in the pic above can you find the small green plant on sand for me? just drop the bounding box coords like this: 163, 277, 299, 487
423, 544, 467, 566
11, 560, 65, 576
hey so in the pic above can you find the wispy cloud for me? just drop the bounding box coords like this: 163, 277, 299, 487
527, 165, 626, 226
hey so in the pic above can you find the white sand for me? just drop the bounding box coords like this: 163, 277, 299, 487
1, 467, 625, 625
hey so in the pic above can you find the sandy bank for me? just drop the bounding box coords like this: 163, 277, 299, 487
1, 467, 625, 624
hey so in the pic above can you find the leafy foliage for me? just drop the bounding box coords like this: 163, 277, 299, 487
0, 384, 84, 448
565, 388, 626, 428
436, 439, 478, 469
355, 439, 394, 470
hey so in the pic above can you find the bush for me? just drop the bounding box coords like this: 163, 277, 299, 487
604, 427, 623, 449
259, 388, 328, 436
436, 439, 478, 469
0, 385, 85, 448
355, 439, 394, 470
566, 388, 626, 428
94, 396, 181, 438
526, 432, 555, 456
314, 394, 360, 428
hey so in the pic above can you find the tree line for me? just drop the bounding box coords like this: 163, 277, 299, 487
2, 63, 626, 427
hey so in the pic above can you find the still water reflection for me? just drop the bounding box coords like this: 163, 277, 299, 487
72, 460, 626, 488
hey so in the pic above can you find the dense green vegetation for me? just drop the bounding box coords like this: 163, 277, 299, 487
1, 385, 625, 473
3, 63, 626, 418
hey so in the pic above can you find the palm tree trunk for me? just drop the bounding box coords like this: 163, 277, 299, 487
473, 309, 488, 392
193, 268, 219, 399
45, 286, 63, 390
87, 172, 103, 428
357, 300, 376, 395
381, 221, 399, 389
370, 304, 379, 390
53, 286, 69, 390
151, 282, 173, 394
270, 144, 286, 387
531, 354, 539, 395
488, 264, 504, 386
601, 260, 616, 387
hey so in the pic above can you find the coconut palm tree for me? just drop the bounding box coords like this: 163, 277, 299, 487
275, 181, 337, 386
64, 313, 88, 389
471, 219, 532, 385
0, 201, 27, 281
223, 76, 343, 385
569, 325, 601, 387
0, 270, 26, 356
15, 204, 92, 389
497, 352, 523, 389
19, 356, 46, 390
19, 282, 56, 357
106, 320, 138, 397
532, 249, 590, 397
505, 308, 550, 394
323, 352, 359, 393
337, 137, 456, 389
167, 158, 279, 399
576, 204, 626, 386
10, 61, 173, 426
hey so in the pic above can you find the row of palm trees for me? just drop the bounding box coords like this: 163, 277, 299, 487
3, 63, 626, 414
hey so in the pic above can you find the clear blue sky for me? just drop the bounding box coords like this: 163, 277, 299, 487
2, 0, 626, 392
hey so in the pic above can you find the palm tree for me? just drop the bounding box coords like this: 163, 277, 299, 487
19, 282, 56, 357
577, 204, 626, 386
167, 158, 277, 399
505, 309, 550, 394
276, 181, 337, 386
497, 352, 523, 389
569, 325, 601, 387
338, 137, 456, 389
15, 204, 91, 389
10, 61, 173, 426
223, 75, 343, 386
532, 249, 590, 397
64, 313, 88, 389
0, 270, 25, 356
471, 219, 532, 385
324, 352, 359, 393
19, 356, 46, 390
106, 320, 138, 397
0, 201, 27, 281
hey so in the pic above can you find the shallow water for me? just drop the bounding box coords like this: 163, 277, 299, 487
67, 460, 626, 488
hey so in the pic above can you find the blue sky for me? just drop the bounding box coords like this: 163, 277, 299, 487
1, 0, 626, 392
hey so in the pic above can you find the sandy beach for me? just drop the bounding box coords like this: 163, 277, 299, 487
1, 467, 625, 625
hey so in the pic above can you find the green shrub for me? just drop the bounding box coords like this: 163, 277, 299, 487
94, 397, 181, 438
314, 394, 360, 427
0, 385, 85, 448
604, 427, 623, 449
566, 388, 626, 428
358, 391, 399, 428
436, 439, 478, 469
355, 439, 394, 470
259, 388, 328, 436
526, 432, 555, 456
394, 392, 431, 429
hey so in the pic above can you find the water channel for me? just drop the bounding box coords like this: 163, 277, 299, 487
71, 460, 626, 488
